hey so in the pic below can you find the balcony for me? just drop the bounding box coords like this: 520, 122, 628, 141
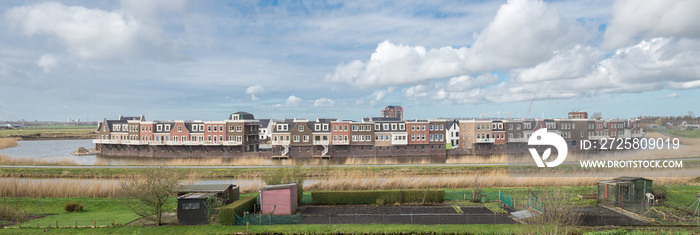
223, 140, 243, 146
508, 137, 528, 143
272, 140, 290, 146
332, 140, 349, 145
476, 138, 495, 143
313, 140, 330, 145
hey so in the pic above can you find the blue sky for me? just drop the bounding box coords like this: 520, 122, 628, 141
1, 0, 699, 122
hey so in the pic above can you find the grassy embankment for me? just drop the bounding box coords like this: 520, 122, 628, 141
0, 126, 96, 140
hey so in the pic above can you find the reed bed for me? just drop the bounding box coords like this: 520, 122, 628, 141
0, 177, 120, 198
0, 155, 78, 165
0, 138, 19, 150
304, 170, 696, 191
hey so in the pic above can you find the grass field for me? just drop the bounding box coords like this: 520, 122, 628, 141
1, 197, 154, 228
0, 126, 96, 139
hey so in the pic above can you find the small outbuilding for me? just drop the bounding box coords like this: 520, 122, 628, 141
175, 184, 239, 204
597, 177, 653, 205
260, 183, 298, 215
177, 193, 216, 225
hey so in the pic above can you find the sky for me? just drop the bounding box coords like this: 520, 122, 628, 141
1, 0, 699, 122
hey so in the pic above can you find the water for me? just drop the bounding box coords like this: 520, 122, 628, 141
0, 139, 97, 165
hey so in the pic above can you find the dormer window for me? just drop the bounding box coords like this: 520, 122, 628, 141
157, 125, 162, 131
322, 124, 328, 131
165, 125, 170, 131
193, 125, 198, 131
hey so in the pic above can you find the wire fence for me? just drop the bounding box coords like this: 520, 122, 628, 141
301, 213, 516, 224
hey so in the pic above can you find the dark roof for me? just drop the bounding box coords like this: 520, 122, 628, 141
386, 105, 401, 109
316, 118, 337, 123
105, 120, 128, 132
175, 184, 235, 193
119, 116, 142, 121
178, 193, 217, 200
258, 119, 271, 127
185, 122, 204, 133
231, 111, 255, 120
363, 117, 402, 122
261, 183, 297, 191
613, 176, 651, 181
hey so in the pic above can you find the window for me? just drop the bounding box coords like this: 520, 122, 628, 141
440, 134, 444, 141
219, 125, 223, 132
384, 124, 389, 130
299, 125, 304, 131
440, 125, 444, 130
236, 126, 242, 132
207, 126, 212, 132
315, 124, 321, 130
182, 203, 200, 210
430, 125, 434, 131
293, 136, 300, 142
375, 124, 380, 130
421, 125, 425, 131
399, 124, 405, 130
303, 135, 309, 142
509, 124, 513, 130
323, 124, 328, 131
333, 126, 338, 131
177, 126, 182, 132
157, 125, 162, 131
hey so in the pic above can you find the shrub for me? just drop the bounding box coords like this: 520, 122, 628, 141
219, 196, 257, 225
64, 202, 84, 212
312, 190, 444, 205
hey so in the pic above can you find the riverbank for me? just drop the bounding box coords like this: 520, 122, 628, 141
0, 126, 96, 140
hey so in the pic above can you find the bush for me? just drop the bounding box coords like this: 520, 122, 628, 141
312, 190, 444, 205
64, 202, 84, 212
219, 196, 257, 225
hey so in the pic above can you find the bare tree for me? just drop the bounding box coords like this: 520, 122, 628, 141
470, 173, 483, 203
117, 168, 180, 226
522, 189, 582, 234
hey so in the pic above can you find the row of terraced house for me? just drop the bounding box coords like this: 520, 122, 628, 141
93, 109, 645, 158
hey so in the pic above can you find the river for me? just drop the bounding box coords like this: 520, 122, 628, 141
0, 139, 97, 165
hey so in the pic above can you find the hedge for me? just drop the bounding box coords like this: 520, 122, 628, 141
219, 196, 258, 225
311, 190, 444, 205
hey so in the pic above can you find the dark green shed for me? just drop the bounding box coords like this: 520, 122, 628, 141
613, 176, 653, 201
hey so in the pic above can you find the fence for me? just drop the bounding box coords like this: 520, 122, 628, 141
301, 213, 516, 224
499, 191, 513, 208
528, 192, 543, 212
234, 213, 301, 225
444, 190, 499, 201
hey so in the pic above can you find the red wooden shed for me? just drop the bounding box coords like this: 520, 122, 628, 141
260, 183, 298, 215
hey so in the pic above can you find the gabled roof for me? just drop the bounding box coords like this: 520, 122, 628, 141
258, 119, 271, 127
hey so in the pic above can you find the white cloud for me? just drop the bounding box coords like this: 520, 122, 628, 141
313, 98, 337, 108
327, 0, 588, 89
602, 0, 700, 50
284, 95, 303, 108
245, 85, 265, 100
326, 40, 468, 88
466, 0, 588, 71
662, 93, 680, 99
4, 2, 179, 60
36, 53, 58, 72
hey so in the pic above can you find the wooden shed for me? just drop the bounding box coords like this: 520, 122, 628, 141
177, 193, 216, 225
597, 177, 653, 204
260, 183, 298, 215
175, 184, 239, 205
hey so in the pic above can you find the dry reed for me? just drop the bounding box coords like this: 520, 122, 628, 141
0, 178, 120, 198
0, 155, 77, 165
303, 170, 696, 191
0, 138, 19, 150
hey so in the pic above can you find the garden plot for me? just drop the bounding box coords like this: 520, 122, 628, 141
300, 205, 516, 224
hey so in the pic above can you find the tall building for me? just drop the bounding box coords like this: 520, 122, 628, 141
568, 112, 588, 119
381, 105, 403, 120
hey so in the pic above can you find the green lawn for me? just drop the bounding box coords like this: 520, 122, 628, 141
3, 197, 176, 228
